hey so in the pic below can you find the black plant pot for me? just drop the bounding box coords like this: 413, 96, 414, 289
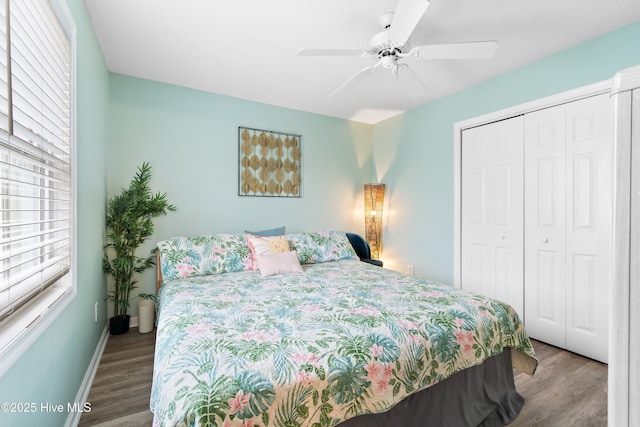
109, 315, 130, 335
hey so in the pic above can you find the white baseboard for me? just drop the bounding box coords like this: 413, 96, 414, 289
129, 316, 139, 328
65, 324, 109, 427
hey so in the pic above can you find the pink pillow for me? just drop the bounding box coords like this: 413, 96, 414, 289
255, 251, 303, 277
246, 234, 290, 269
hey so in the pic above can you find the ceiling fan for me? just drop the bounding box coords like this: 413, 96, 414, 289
297, 0, 498, 97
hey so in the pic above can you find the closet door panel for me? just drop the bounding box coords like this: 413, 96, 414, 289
524, 106, 567, 347
564, 94, 612, 363
534, 249, 563, 323
461, 117, 524, 316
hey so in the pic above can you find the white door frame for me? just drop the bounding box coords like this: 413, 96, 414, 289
609, 65, 640, 427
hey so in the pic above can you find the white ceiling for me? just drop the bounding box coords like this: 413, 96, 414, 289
85, 0, 640, 124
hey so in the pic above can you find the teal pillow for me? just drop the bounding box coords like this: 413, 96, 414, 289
244, 226, 285, 236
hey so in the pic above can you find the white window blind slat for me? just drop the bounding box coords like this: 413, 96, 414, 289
0, 224, 69, 247
0, 3, 6, 131
5, 242, 69, 279
1, 135, 70, 183
0, 0, 72, 324
10, 2, 70, 141
1, 168, 71, 195
0, 175, 71, 196
1, 227, 69, 256
0, 254, 68, 316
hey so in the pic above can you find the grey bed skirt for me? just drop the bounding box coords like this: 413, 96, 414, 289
338, 349, 524, 427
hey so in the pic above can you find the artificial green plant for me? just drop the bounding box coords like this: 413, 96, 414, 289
103, 162, 176, 320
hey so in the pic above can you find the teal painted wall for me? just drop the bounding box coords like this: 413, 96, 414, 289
0, 0, 109, 425
108, 74, 373, 316
372, 21, 640, 284
0, 5, 637, 425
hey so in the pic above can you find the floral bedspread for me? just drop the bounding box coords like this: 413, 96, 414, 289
150, 259, 537, 427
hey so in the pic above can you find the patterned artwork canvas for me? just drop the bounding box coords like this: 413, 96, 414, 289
238, 127, 302, 197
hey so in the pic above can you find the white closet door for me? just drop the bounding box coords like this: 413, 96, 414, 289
461, 116, 524, 316
564, 94, 612, 363
525, 94, 612, 362
523, 105, 567, 348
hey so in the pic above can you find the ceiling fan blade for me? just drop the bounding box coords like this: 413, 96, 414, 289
387, 0, 431, 46
329, 62, 381, 97
297, 48, 367, 57
412, 41, 498, 59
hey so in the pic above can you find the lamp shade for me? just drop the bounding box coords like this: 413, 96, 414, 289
364, 184, 385, 259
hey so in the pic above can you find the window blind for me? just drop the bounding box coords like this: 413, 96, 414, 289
0, 0, 72, 322
0, 0, 7, 132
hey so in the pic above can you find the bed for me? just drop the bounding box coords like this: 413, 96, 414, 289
150, 230, 537, 427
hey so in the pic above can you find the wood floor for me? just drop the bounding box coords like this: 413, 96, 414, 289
510, 340, 607, 426
79, 329, 155, 427
78, 330, 607, 426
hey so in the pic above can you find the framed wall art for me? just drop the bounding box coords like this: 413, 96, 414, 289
238, 126, 302, 197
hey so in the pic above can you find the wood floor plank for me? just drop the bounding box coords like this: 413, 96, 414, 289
79, 331, 607, 426
79, 329, 155, 426
510, 340, 608, 427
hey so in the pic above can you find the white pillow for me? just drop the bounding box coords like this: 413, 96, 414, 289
255, 251, 303, 277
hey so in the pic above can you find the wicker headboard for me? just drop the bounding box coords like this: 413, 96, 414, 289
156, 251, 163, 294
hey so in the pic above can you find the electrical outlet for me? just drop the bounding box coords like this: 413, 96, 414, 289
94, 302, 98, 322
407, 265, 414, 276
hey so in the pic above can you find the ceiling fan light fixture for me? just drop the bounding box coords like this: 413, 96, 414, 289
381, 55, 397, 69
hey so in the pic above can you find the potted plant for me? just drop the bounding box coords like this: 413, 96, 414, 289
103, 162, 176, 335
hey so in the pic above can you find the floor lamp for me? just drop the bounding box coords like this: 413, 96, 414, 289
364, 184, 385, 260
